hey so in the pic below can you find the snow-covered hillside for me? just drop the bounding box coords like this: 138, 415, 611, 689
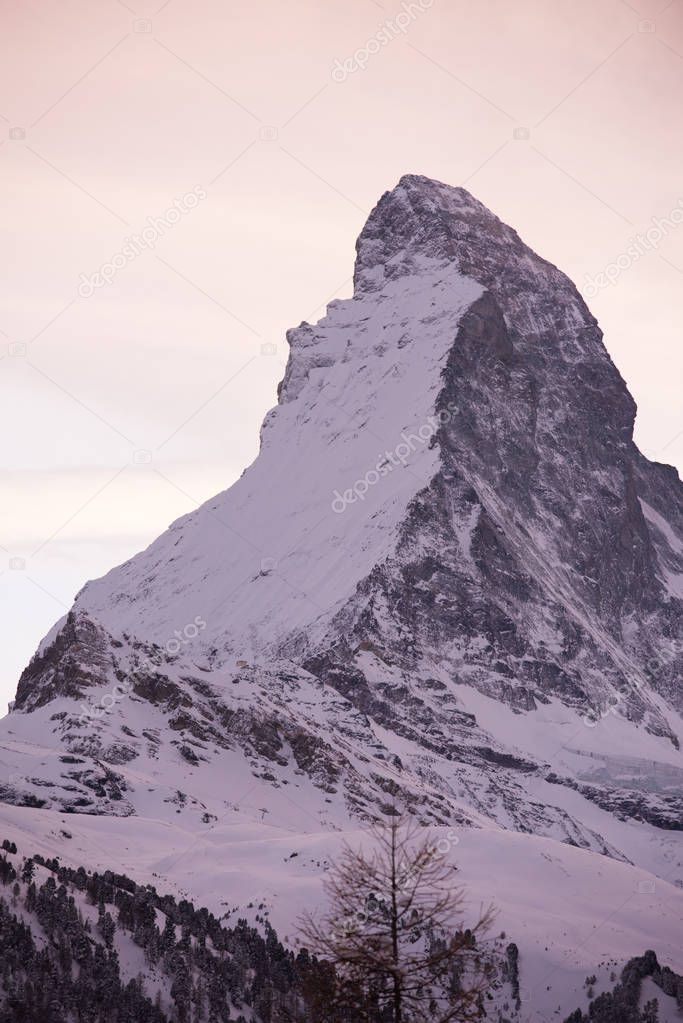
1, 175, 681, 1019
0, 803, 682, 1022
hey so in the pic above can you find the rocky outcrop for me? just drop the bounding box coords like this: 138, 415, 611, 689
14, 612, 116, 712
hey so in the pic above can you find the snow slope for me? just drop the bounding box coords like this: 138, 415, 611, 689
52, 262, 483, 658
0, 802, 681, 1022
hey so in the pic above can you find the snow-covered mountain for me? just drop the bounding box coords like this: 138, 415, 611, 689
1, 174, 681, 1018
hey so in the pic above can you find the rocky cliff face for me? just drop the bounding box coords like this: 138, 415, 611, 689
1, 175, 681, 880
297, 178, 682, 748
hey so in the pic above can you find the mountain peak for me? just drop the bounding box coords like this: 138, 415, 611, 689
354, 174, 519, 294
391, 173, 485, 208
394, 172, 482, 205
2, 177, 681, 880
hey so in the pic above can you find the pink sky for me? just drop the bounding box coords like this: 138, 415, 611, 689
1, 0, 682, 705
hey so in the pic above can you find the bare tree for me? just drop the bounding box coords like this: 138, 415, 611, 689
299, 816, 496, 1023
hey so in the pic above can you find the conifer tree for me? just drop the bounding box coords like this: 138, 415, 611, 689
300, 817, 495, 1023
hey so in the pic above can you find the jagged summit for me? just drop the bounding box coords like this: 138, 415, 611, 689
355, 174, 558, 294
356, 174, 635, 420
354, 174, 511, 293
1, 178, 681, 882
